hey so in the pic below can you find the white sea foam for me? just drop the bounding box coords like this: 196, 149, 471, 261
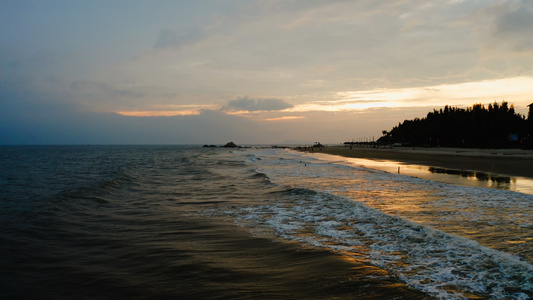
225, 148, 533, 299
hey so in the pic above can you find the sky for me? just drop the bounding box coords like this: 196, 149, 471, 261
1, 0, 533, 145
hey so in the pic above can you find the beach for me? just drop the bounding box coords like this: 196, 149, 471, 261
313, 145, 533, 179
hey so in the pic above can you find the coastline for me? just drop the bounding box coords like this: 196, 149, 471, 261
308, 145, 533, 179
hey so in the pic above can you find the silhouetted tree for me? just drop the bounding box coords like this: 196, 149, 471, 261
379, 101, 529, 148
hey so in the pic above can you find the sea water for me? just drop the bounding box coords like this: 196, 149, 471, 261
1, 146, 531, 299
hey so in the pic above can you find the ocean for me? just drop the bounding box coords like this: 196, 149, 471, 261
1, 145, 531, 299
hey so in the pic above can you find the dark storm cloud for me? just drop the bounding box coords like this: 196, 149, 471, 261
222, 97, 294, 112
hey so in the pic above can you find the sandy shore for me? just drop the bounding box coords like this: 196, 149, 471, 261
311, 145, 533, 179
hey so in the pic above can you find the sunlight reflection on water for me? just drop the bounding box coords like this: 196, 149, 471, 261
308, 153, 533, 195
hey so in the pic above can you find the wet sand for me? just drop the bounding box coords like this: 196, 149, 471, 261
313, 146, 533, 179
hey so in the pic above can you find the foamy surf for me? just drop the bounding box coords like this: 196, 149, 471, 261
232, 148, 533, 299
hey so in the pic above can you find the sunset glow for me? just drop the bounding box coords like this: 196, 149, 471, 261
116, 110, 202, 117
333, 77, 533, 111
262, 116, 306, 122
2, 1, 533, 144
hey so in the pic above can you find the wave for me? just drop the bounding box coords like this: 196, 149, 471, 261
230, 185, 532, 299
235, 148, 533, 299
249, 168, 274, 186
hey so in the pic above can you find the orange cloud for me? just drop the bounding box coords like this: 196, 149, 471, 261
262, 116, 306, 121
116, 110, 201, 117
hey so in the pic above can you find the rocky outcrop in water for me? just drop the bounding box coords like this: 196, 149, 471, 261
222, 141, 238, 148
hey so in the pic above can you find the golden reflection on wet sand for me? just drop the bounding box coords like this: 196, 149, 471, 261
309, 152, 533, 195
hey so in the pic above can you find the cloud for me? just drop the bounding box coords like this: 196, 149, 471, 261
0, 94, 261, 144
87, 0, 533, 111
153, 27, 206, 50
4, 0, 533, 145
70, 80, 144, 99
222, 97, 294, 112
491, 1, 533, 52
262, 116, 305, 122
0, 90, 431, 145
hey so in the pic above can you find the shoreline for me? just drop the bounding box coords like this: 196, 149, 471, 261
306, 145, 533, 179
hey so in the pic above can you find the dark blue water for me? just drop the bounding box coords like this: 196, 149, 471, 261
1, 146, 431, 299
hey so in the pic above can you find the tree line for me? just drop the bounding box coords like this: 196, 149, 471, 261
378, 101, 533, 148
